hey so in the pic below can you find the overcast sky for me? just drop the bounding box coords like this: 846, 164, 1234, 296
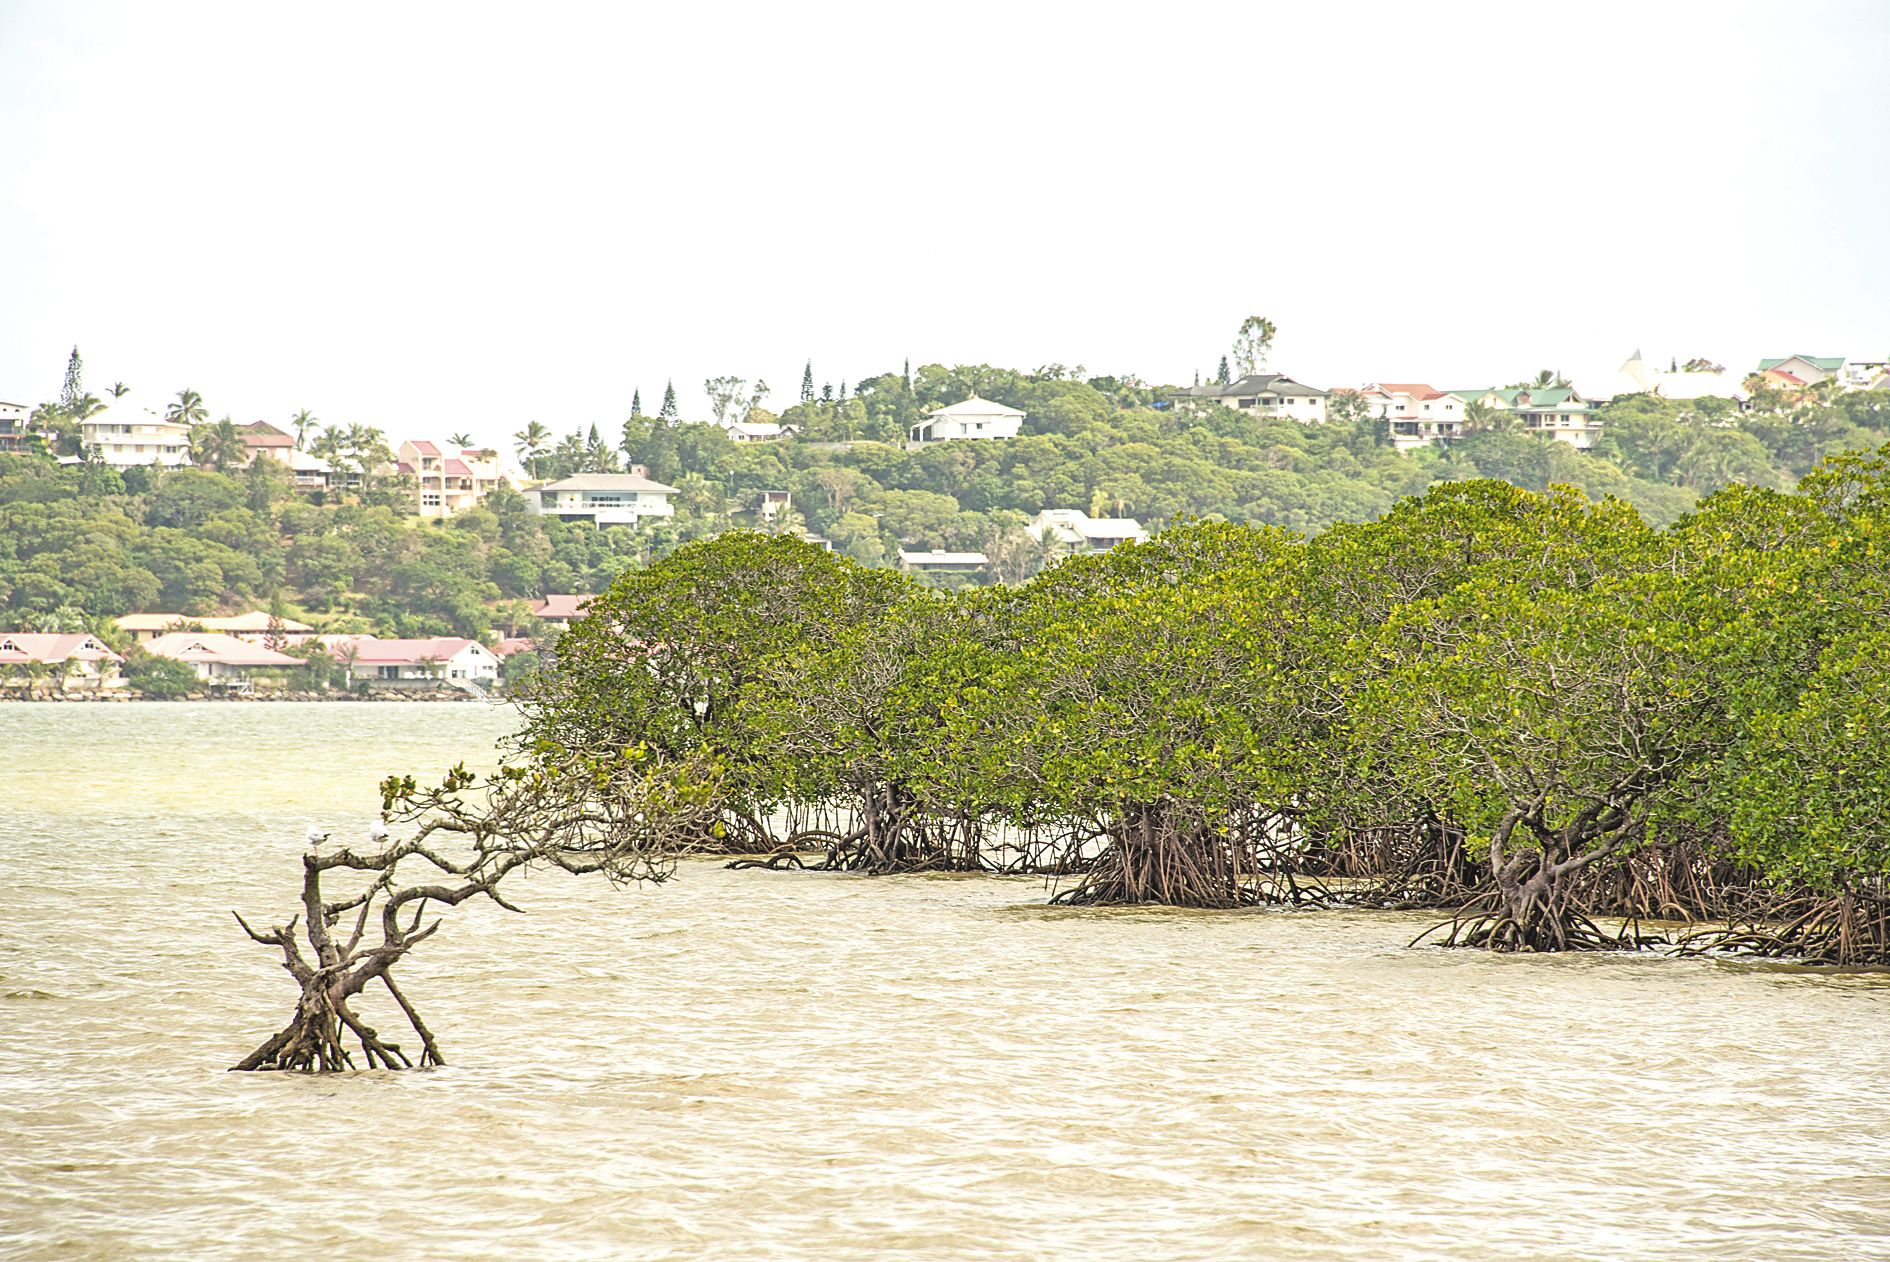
2, 1, 1886, 447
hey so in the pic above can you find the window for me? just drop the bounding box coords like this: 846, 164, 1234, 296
378, 665, 399, 679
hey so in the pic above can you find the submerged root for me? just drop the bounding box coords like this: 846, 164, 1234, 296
1414, 888, 1662, 953
1674, 887, 1890, 967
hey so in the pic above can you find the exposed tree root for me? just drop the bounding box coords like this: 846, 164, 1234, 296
1674, 885, 1890, 967
1051, 805, 1273, 909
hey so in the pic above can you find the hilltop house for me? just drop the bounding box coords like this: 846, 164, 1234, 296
1028, 509, 1149, 557
79, 396, 191, 467
1756, 355, 1846, 388
117, 611, 316, 645
527, 470, 678, 527
234, 422, 336, 490
395, 441, 516, 520
0, 400, 33, 453
723, 418, 793, 443
1450, 386, 1602, 449
0, 632, 125, 689
326, 635, 500, 692
1357, 384, 1464, 451
909, 397, 1026, 445
1163, 374, 1330, 423
144, 632, 305, 688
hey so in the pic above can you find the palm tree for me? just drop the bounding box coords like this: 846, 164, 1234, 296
71, 393, 107, 420
166, 388, 208, 428
192, 417, 245, 471
1462, 399, 1514, 435
514, 421, 551, 478
448, 431, 473, 448
110, 382, 130, 398
290, 409, 319, 450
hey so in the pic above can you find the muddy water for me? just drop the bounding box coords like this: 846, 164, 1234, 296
3, 702, 1889, 1260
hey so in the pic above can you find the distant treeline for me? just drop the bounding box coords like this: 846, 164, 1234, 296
4, 362, 1888, 643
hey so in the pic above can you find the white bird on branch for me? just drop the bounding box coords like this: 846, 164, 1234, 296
369, 821, 391, 845
304, 825, 330, 851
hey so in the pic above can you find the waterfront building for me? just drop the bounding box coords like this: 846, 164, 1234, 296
144, 632, 305, 688
0, 632, 125, 688
325, 635, 501, 692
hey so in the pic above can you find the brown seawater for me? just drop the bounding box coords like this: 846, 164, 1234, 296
2, 701, 1888, 1260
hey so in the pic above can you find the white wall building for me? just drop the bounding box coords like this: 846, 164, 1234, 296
1356, 384, 1464, 451
326, 636, 500, 692
80, 397, 190, 467
897, 548, 988, 575
1028, 509, 1149, 557
527, 470, 678, 526
910, 396, 1026, 444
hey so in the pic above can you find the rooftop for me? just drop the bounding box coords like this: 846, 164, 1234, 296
927, 395, 1026, 418
324, 635, 488, 665
144, 632, 304, 667
0, 633, 123, 664
536, 472, 680, 494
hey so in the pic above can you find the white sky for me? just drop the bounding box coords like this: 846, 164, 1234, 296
2, 1, 1887, 447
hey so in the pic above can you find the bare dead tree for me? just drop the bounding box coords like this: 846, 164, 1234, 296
232, 753, 717, 1072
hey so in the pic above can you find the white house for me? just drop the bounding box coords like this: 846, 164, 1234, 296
909, 396, 1025, 444
724, 420, 792, 443
80, 397, 191, 467
144, 632, 305, 688
897, 549, 988, 575
527, 470, 678, 526
326, 636, 500, 693
1028, 509, 1149, 557
1163, 373, 1330, 423
0, 632, 125, 689
1356, 384, 1464, 451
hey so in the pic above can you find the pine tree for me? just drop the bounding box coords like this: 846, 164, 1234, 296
800, 361, 815, 405
902, 358, 912, 397
821, 383, 834, 403
659, 380, 678, 421
1217, 356, 1231, 385
1193, 369, 1201, 387
630, 389, 642, 417
838, 381, 848, 402
60, 346, 83, 412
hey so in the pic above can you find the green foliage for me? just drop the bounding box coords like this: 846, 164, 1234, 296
122, 650, 199, 698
